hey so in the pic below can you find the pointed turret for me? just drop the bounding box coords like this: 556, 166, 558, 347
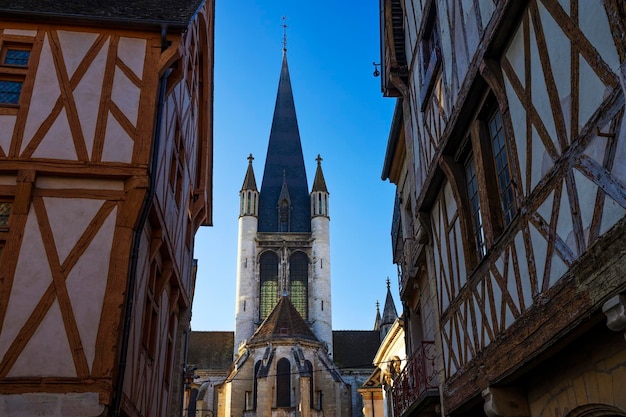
240, 154, 258, 217
380, 278, 398, 340
311, 154, 329, 218
374, 301, 381, 331
258, 53, 310, 232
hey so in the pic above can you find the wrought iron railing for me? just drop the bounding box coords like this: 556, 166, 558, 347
392, 341, 438, 417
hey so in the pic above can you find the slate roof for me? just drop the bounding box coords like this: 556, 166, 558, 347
240, 154, 258, 192
332, 330, 379, 370
249, 296, 318, 344
187, 331, 234, 371
258, 53, 311, 233
0, 0, 205, 29
311, 156, 328, 193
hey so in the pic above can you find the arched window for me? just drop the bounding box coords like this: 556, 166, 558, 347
279, 199, 290, 231
289, 252, 308, 320
276, 358, 291, 407
259, 252, 279, 320
253, 360, 261, 410
305, 360, 314, 408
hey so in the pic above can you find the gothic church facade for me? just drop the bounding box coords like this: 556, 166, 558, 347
188, 50, 380, 417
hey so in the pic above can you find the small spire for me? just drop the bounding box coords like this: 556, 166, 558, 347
281, 16, 288, 53
311, 154, 328, 193
386, 276, 390, 290
374, 300, 381, 331
240, 153, 258, 192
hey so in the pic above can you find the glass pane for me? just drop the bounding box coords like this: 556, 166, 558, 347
464, 157, 485, 257
488, 110, 516, 225
4, 49, 30, 66
0, 202, 12, 228
0, 80, 22, 104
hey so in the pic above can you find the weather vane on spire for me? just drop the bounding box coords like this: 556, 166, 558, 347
281, 16, 288, 53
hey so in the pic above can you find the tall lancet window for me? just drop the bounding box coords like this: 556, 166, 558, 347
276, 358, 291, 407
279, 199, 290, 231
259, 252, 279, 320
289, 252, 308, 320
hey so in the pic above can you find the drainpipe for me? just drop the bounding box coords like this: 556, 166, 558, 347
112, 24, 171, 417
371, 392, 375, 417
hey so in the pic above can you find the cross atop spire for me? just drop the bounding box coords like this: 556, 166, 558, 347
247, 153, 254, 163
281, 16, 288, 53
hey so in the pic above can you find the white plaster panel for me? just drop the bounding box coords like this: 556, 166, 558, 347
8, 300, 76, 377
22, 35, 61, 153
504, 302, 515, 330
531, 126, 554, 190
504, 77, 528, 194
529, 222, 548, 291
573, 168, 598, 245
538, 2, 571, 113
36, 176, 124, 190
494, 252, 504, 278
454, 3, 469, 89
462, 0, 479, 63
578, 57, 607, 131
473, 293, 482, 349
0, 392, 104, 417
548, 251, 568, 288
505, 20, 526, 91
557, 0, 568, 13
506, 250, 519, 313
117, 37, 147, 79
0, 208, 53, 361
0, 115, 16, 155
612, 111, 626, 185
480, 280, 492, 347
579, 1, 620, 74
111, 67, 140, 126
74, 40, 109, 159
555, 180, 575, 255
478, 0, 495, 30
65, 206, 117, 371
600, 193, 626, 236
535, 187, 554, 225
31, 108, 77, 160
101, 111, 133, 163
582, 133, 607, 167
57, 30, 99, 79
514, 230, 532, 309
2, 29, 37, 37
529, 21, 560, 155
44, 196, 104, 265
490, 272, 502, 332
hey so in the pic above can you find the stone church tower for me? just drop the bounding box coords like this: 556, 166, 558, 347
234, 49, 333, 358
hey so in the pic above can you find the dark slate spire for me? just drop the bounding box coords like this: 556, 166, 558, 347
311, 154, 328, 193
381, 277, 398, 326
241, 153, 258, 192
258, 54, 310, 232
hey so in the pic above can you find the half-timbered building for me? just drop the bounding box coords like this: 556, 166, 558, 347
0, 1, 214, 416
380, 1, 626, 417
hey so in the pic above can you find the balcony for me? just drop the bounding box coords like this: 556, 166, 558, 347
392, 342, 438, 417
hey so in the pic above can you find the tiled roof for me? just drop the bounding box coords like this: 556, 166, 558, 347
0, 0, 205, 28
187, 331, 234, 371
249, 296, 318, 344
332, 330, 379, 370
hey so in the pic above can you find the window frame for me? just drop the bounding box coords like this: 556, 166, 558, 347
419, 0, 442, 111
0, 41, 32, 107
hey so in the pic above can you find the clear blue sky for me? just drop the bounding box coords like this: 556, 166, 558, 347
190, 0, 400, 331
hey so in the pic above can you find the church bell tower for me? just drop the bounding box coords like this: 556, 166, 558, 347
233, 50, 332, 357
